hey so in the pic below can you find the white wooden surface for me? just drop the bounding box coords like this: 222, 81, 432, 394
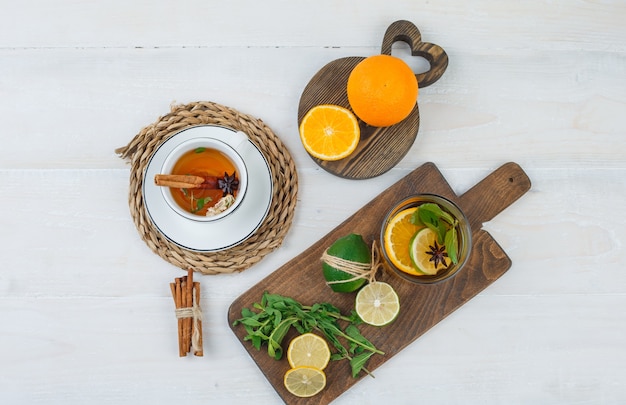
1, 1, 625, 403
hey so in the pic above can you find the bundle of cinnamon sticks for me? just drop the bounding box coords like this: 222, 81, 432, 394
170, 269, 203, 357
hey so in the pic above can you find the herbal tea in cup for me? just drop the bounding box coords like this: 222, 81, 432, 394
380, 194, 472, 284
157, 134, 248, 222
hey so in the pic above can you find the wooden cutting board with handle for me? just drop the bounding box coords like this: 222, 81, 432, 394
228, 162, 531, 404
297, 20, 448, 179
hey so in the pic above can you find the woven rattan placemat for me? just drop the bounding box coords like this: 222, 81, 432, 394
116, 101, 298, 274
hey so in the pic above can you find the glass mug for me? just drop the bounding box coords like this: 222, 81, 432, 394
380, 194, 473, 284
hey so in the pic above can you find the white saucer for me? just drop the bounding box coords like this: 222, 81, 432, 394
142, 125, 273, 252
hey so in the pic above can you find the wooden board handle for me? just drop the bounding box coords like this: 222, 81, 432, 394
458, 162, 532, 231
381, 20, 449, 88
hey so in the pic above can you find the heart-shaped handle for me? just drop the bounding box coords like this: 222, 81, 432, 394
381, 20, 448, 88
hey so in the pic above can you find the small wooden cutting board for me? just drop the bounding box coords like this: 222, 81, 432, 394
228, 162, 530, 404
297, 20, 449, 179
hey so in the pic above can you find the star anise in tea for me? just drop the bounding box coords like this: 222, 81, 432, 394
218, 171, 239, 196
426, 241, 448, 269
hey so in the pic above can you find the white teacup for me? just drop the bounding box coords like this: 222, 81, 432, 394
159, 131, 249, 222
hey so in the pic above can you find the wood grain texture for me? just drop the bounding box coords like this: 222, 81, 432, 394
228, 162, 530, 404
2, 1, 626, 403
297, 21, 448, 179
381, 20, 448, 88
298, 58, 420, 180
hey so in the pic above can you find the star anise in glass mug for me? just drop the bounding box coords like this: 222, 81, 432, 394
426, 241, 448, 269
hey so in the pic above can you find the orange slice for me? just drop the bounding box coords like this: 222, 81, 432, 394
299, 104, 360, 161
383, 207, 424, 275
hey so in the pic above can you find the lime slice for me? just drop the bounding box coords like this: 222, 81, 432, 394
287, 333, 331, 370
355, 282, 400, 326
409, 227, 443, 275
284, 366, 326, 398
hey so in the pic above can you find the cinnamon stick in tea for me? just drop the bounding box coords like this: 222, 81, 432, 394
154, 174, 219, 189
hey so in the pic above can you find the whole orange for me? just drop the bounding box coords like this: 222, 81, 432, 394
346, 54, 418, 127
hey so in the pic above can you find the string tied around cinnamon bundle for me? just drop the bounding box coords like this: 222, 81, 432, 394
170, 269, 204, 357
321, 240, 384, 286
175, 287, 203, 355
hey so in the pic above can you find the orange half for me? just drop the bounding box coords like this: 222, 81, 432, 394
299, 104, 360, 161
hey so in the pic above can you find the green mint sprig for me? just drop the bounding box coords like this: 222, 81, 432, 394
410, 203, 459, 264
233, 292, 384, 378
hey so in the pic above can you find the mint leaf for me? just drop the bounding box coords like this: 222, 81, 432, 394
267, 318, 296, 360
418, 206, 439, 228
440, 210, 455, 225
350, 351, 375, 378
444, 228, 459, 264
419, 203, 445, 218
195, 197, 212, 212
410, 209, 424, 226
419, 208, 446, 244
345, 324, 375, 354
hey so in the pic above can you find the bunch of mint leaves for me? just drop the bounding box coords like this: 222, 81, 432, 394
410, 203, 459, 264
233, 292, 384, 378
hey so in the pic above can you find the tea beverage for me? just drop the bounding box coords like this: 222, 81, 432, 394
159, 133, 249, 222
169, 147, 239, 216
380, 194, 472, 284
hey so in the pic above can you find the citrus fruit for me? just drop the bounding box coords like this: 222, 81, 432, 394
347, 54, 418, 127
409, 227, 448, 275
299, 104, 360, 161
355, 281, 400, 326
287, 333, 331, 370
322, 233, 370, 293
383, 207, 424, 275
284, 366, 327, 398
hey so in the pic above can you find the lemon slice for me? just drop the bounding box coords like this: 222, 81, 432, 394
284, 366, 327, 398
287, 333, 331, 370
355, 282, 400, 326
409, 227, 444, 275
